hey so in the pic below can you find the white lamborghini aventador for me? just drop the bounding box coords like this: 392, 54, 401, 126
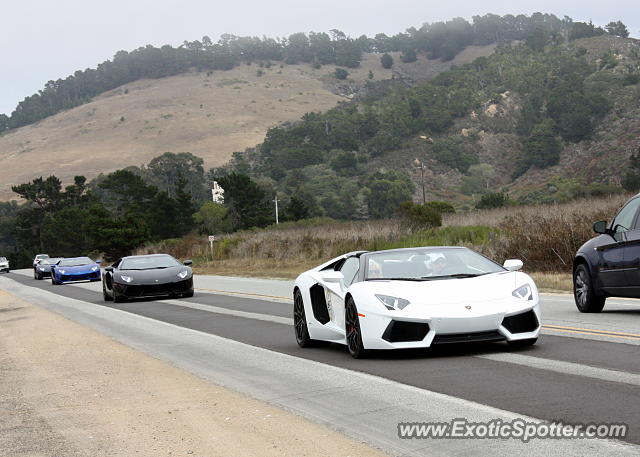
293, 246, 540, 358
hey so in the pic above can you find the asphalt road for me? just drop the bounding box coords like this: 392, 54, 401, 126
2, 269, 640, 456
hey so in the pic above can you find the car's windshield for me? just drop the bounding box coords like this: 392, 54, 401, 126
41, 258, 63, 265
365, 248, 505, 280
120, 255, 181, 270
0, 257, 6, 262
58, 257, 94, 267
36, 254, 49, 260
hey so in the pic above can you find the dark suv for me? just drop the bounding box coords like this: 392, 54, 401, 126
573, 195, 640, 312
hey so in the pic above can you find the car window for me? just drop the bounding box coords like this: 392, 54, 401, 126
340, 257, 360, 287
611, 198, 640, 233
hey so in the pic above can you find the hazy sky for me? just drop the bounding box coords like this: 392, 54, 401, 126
2, 0, 638, 115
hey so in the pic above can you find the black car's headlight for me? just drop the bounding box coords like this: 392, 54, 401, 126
512, 284, 533, 300
376, 294, 411, 311
177, 270, 190, 279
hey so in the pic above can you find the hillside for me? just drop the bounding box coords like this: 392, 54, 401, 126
0, 47, 496, 201
226, 35, 640, 215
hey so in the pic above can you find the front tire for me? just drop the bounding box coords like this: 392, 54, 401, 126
51, 275, 59, 285
103, 285, 112, 302
293, 290, 313, 347
113, 288, 125, 303
182, 291, 194, 298
345, 297, 368, 359
574, 264, 605, 313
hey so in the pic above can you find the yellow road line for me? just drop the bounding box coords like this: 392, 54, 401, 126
542, 324, 640, 341
195, 288, 292, 302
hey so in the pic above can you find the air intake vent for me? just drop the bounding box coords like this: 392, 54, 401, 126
382, 321, 430, 343
432, 330, 504, 345
501, 310, 539, 334
309, 284, 330, 324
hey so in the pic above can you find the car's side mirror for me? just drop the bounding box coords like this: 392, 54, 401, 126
105, 266, 114, 272
320, 271, 344, 283
503, 259, 523, 271
593, 220, 608, 234
183, 260, 193, 266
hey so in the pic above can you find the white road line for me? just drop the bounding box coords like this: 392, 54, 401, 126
165, 299, 293, 325
478, 353, 640, 387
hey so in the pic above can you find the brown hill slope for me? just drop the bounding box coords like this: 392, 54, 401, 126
0, 46, 496, 200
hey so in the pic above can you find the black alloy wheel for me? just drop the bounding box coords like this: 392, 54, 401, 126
294, 290, 313, 347
574, 264, 605, 313
345, 297, 367, 359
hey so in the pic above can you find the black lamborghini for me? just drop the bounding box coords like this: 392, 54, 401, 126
102, 254, 194, 302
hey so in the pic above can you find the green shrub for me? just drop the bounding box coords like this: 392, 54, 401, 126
397, 201, 442, 229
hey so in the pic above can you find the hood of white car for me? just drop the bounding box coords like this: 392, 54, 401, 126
358, 271, 526, 305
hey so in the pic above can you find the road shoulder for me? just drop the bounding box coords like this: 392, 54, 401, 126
0, 288, 386, 457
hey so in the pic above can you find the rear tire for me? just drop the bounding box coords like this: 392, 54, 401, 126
345, 297, 368, 359
574, 264, 605, 313
508, 338, 537, 347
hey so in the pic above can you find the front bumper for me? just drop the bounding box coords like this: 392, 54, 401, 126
113, 278, 193, 298
58, 271, 101, 282
360, 303, 541, 350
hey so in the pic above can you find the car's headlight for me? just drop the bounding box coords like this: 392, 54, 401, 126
39, 267, 45, 271
91, 266, 99, 272
120, 275, 133, 283
376, 294, 410, 311
59, 270, 66, 274
177, 270, 189, 279
512, 284, 533, 300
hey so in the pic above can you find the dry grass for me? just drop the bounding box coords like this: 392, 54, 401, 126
529, 272, 573, 293
140, 194, 630, 280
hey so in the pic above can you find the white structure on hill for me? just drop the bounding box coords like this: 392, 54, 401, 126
211, 181, 224, 204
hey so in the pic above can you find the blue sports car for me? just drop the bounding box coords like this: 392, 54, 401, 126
51, 257, 102, 285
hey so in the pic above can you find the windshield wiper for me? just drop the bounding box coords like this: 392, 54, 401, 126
366, 277, 426, 281
421, 273, 488, 280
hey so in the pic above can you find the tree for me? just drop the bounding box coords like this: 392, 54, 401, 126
98, 169, 158, 217
334, 68, 348, 80
460, 164, 496, 195
283, 195, 311, 221
145, 152, 207, 202
476, 192, 508, 209
605, 21, 629, 38
194, 202, 232, 234
365, 170, 415, 219
523, 119, 562, 169
380, 53, 394, 69
397, 201, 442, 229
87, 204, 150, 260
215, 173, 271, 230
400, 48, 418, 63
622, 149, 640, 192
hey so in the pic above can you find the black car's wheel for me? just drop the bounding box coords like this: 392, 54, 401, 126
345, 297, 368, 359
182, 291, 194, 298
293, 290, 313, 348
574, 264, 605, 313
508, 338, 538, 347
103, 284, 112, 302
113, 288, 125, 303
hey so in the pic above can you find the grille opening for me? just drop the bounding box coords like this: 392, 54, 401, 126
382, 321, 430, 343
501, 310, 539, 334
432, 330, 505, 345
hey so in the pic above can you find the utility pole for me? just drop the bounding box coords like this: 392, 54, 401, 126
273, 195, 280, 224
414, 159, 426, 204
